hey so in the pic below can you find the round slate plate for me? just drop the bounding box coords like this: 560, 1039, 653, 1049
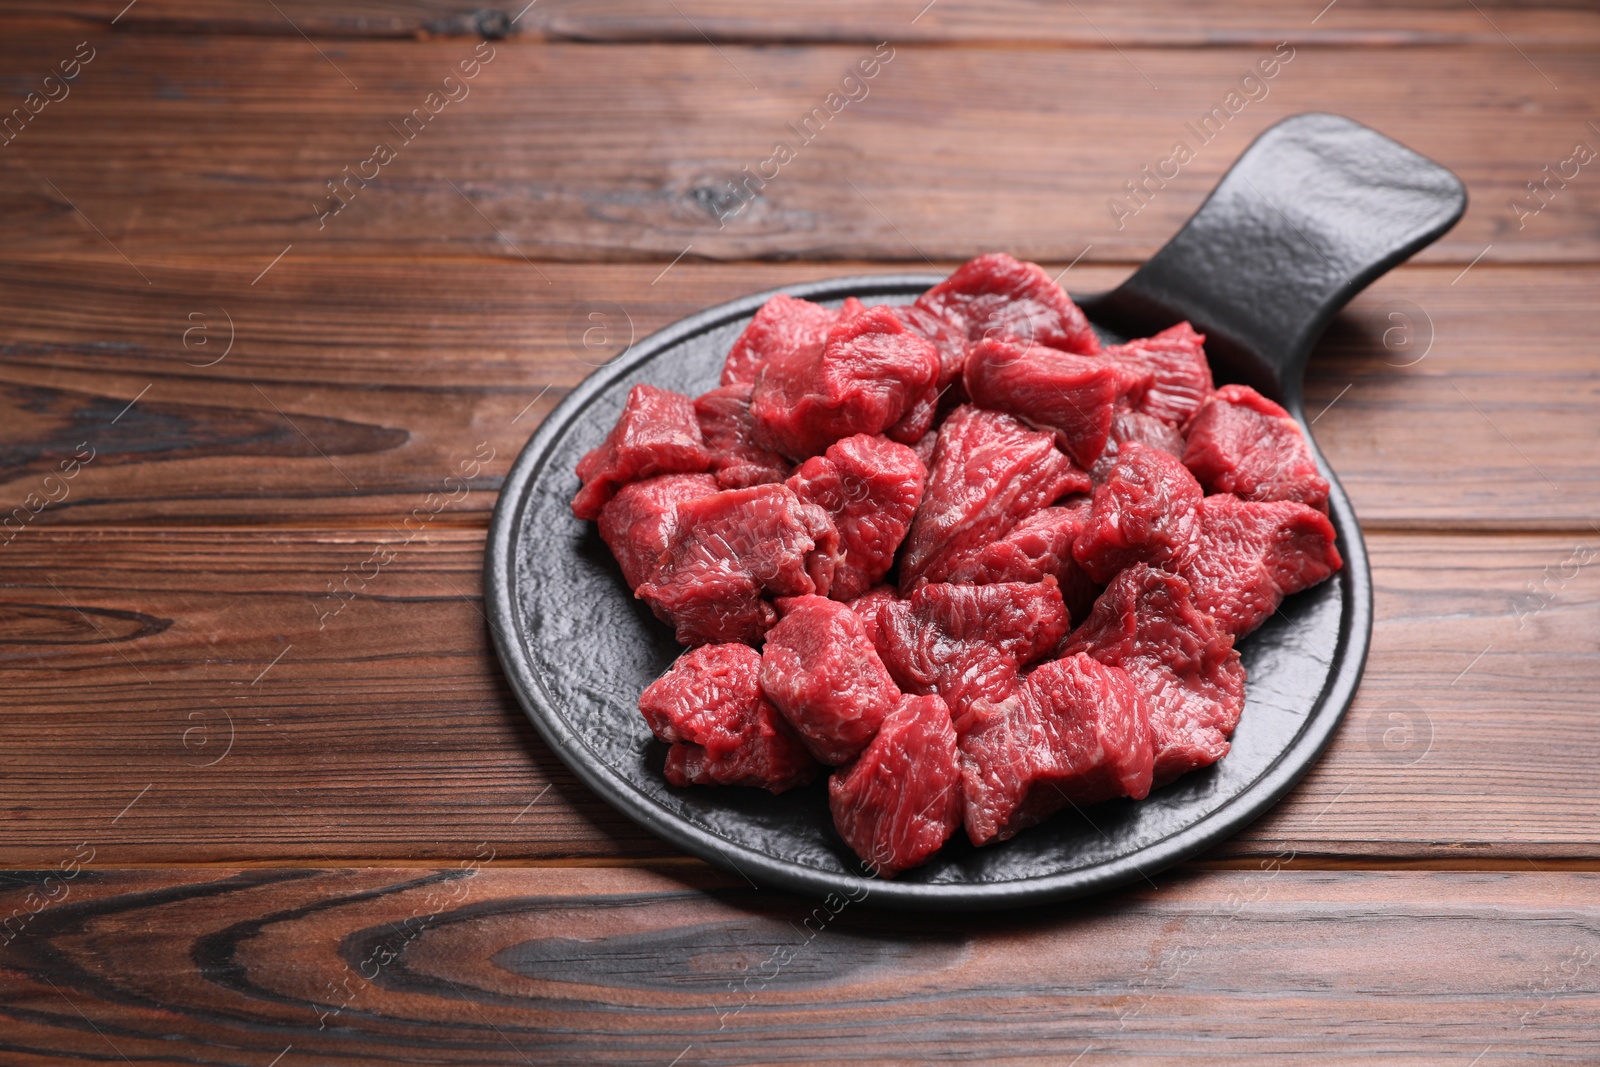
484, 273, 1368, 911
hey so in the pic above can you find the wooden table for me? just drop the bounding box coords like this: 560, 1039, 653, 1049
1, 2, 1597, 1062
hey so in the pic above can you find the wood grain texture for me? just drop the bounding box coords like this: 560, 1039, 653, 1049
1, 257, 1596, 528
0, 526, 1595, 865
1, 6, 1596, 1058
13, 0, 1600, 46
0, 37, 1594, 265
0, 865, 1595, 1065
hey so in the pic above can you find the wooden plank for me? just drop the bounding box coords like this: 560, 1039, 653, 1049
1, 258, 1595, 528
0, 527, 1595, 865
0, 865, 1594, 1064
13, 0, 1600, 47
1, 37, 1595, 265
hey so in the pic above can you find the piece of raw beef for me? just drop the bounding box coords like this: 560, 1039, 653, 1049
892, 303, 970, 389
1062, 565, 1245, 785
694, 383, 792, 489
1104, 322, 1214, 427
884, 382, 942, 446
721, 294, 839, 388
572, 385, 714, 521
941, 497, 1101, 622
1180, 494, 1342, 639
1073, 442, 1205, 585
856, 580, 1068, 719
750, 305, 941, 461
1183, 384, 1330, 512
1089, 406, 1188, 484
636, 484, 838, 645
829, 693, 963, 876
959, 653, 1154, 845
915, 253, 1102, 356
760, 595, 902, 765
964, 337, 1149, 467
899, 405, 1089, 591
639, 643, 820, 792
787, 434, 926, 601
597, 473, 720, 591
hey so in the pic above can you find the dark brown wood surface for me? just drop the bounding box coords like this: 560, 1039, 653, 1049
18, 0, 1600, 46
1, 866, 1596, 1066
1, 2, 1597, 1062
1, 37, 1597, 265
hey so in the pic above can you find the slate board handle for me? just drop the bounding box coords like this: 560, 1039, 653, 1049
1081, 112, 1466, 411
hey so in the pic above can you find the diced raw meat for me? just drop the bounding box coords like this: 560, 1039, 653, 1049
1073, 442, 1205, 585
597, 473, 720, 590
1062, 565, 1245, 785
945, 503, 1086, 586
1090, 406, 1188, 483
884, 383, 941, 444
786, 434, 926, 601
572, 385, 714, 521
829, 694, 963, 876
1105, 322, 1214, 427
721, 294, 838, 388
637, 484, 838, 645
964, 337, 1148, 468
1180, 494, 1342, 639
639, 644, 819, 793
750, 305, 941, 461
694, 383, 791, 489
943, 497, 1100, 622
916, 253, 1101, 356
958, 654, 1154, 845
899, 406, 1090, 591
1183, 384, 1330, 512
760, 595, 902, 765
863, 581, 1068, 718
845, 583, 901, 668
910, 426, 940, 469
892, 303, 969, 389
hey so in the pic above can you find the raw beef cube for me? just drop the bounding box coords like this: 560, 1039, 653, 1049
760, 595, 902, 765
892, 303, 970, 389
915, 253, 1102, 356
864, 580, 1068, 718
639, 644, 819, 793
786, 434, 926, 601
943, 497, 1101, 622
1183, 384, 1330, 512
887, 302, 968, 447
637, 484, 839, 645
750, 305, 941, 461
1105, 322, 1214, 427
1180, 494, 1342, 639
694, 383, 791, 489
1073, 442, 1205, 585
829, 694, 963, 876
597, 473, 720, 590
846, 583, 899, 646
899, 405, 1090, 591
1090, 406, 1188, 483
959, 654, 1154, 846
1063, 565, 1245, 785
721, 294, 837, 388
572, 385, 714, 521
964, 337, 1151, 467
884, 383, 941, 445
944, 502, 1084, 585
